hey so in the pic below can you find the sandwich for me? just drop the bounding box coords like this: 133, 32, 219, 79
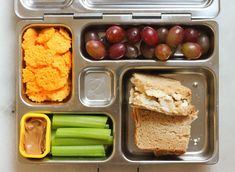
129, 73, 197, 116
129, 73, 198, 156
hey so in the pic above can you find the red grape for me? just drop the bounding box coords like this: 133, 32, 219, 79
141, 26, 159, 46
140, 41, 155, 59
126, 27, 141, 44
108, 43, 126, 59
166, 25, 184, 48
155, 44, 172, 61
184, 28, 200, 43
181, 42, 202, 59
106, 26, 125, 43
125, 43, 139, 59
86, 40, 106, 60
157, 27, 169, 43
197, 34, 210, 54
85, 31, 99, 43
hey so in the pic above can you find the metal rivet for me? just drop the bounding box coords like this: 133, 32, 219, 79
193, 82, 198, 87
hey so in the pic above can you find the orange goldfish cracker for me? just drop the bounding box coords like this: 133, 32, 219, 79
24, 45, 56, 68
27, 92, 48, 103
22, 68, 35, 83
35, 66, 67, 91
36, 27, 55, 44
26, 81, 42, 94
59, 28, 71, 41
22, 28, 38, 50
47, 83, 70, 101
62, 51, 72, 69
46, 32, 71, 54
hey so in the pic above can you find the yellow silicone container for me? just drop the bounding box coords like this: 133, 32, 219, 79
19, 113, 51, 158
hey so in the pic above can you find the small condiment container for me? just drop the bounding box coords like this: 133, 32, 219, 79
19, 113, 51, 158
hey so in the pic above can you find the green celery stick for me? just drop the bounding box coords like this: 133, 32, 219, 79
51, 145, 105, 157
52, 136, 113, 146
52, 115, 108, 129
55, 128, 111, 140
104, 124, 110, 129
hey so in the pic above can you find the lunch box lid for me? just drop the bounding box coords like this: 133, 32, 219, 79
15, 0, 219, 20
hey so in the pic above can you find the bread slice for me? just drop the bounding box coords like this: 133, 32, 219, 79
129, 73, 197, 116
133, 108, 198, 156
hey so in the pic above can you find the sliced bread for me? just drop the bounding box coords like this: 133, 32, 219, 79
129, 73, 197, 116
133, 108, 198, 156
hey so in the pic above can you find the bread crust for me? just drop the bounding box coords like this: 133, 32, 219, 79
131, 73, 192, 99
153, 149, 185, 156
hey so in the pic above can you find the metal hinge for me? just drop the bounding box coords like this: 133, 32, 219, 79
161, 13, 192, 21
73, 12, 103, 19
43, 13, 74, 20
132, 12, 162, 19
132, 12, 192, 21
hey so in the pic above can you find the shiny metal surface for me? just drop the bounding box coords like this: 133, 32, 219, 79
15, 0, 219, 19
79, 68, 115, 107
21, 0, 72, 8
16, 16, 218, 165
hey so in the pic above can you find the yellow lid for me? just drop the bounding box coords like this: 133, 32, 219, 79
19, 112, 51, 158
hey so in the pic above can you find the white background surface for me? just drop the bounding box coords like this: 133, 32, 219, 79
0, 0, 234, 171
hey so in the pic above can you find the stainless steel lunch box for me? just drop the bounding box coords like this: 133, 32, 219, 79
15, 0, 219, 165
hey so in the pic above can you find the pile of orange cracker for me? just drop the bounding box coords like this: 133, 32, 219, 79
22, 27, 72, 102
